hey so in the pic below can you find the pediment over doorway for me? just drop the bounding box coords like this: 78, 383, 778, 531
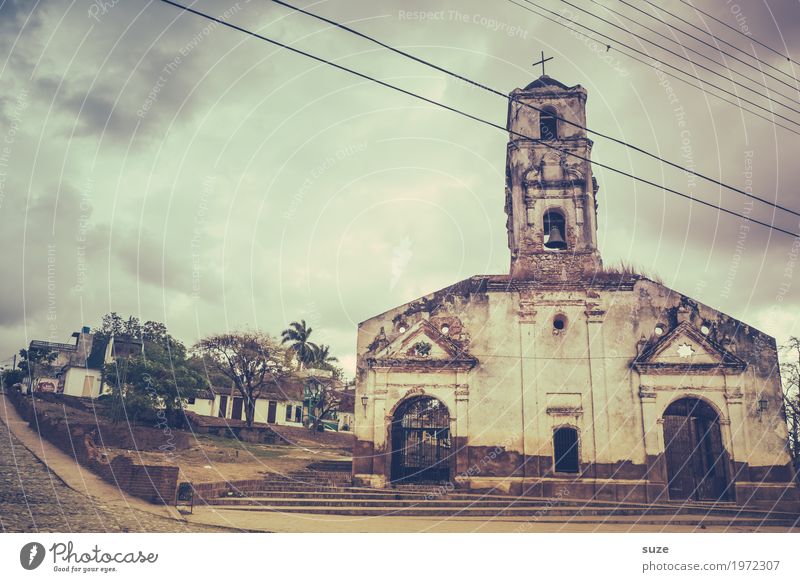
367, 320, 477, 371
632, 321, 746, 374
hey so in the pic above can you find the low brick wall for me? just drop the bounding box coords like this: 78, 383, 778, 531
94, 456, 179, 505
7, 391, 180, 505
184, 411, 285, 444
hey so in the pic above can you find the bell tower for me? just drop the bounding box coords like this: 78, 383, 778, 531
505, 75, 602, 281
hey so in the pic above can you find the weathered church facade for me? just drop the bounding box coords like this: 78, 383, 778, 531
353, 75, 799, 509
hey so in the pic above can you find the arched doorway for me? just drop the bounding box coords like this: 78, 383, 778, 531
390, 396, 452, 483
662, 397, 731, 501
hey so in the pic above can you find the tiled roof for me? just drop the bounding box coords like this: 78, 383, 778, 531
208, 376, 306, 402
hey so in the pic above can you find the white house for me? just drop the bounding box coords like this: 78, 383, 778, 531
28, 328, 143, 398
184, 373, 354, 431
184, 376, 307, 428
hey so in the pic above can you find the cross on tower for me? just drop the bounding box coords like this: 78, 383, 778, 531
532, 51, 553, 76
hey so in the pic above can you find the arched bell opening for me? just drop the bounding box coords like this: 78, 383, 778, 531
539, 106, 558, 140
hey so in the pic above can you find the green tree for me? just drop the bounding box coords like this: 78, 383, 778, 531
194, 331, 289, 427
281, 320, 318, 368
103, 341, 204, 426
305, 379, 342, 432
1, 366, 24, 390
94, 313, 183, 350
310, 344, 344, 380
311, 344, 338, 368
94, 312, 142, 342
96, 314, 201, 426
18, 347, 57, 393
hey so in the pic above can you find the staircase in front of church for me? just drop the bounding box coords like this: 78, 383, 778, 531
191, 471, 800, 529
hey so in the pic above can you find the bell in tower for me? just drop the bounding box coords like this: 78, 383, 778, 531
543, 211, 567, 250
504, 74, 602, 281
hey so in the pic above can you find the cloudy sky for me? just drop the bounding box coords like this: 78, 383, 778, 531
1, 0, 799, 375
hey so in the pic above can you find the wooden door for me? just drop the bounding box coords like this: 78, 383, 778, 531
231, 397, 243, 421
664, 413, 697, 500
663, 398, 730, 501
82, 375, 94, 397
267, 401, 277, 424
218, 395, 228, 418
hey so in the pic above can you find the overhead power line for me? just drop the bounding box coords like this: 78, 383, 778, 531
506, 0, 800, 137
596, 0, 800, 99
562, 0, 800, 117
269, 0, 800, 221
678, 0, 800, 68
158, 0, 799, 241
639, 0, 799, 85
515, 0, 800, 130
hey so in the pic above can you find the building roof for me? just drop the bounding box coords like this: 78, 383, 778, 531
29, 340, 76, 353
86, 337, 109, 369
523, 74, 573, 91
336, 389, 355, 413
209, 375, 306, 402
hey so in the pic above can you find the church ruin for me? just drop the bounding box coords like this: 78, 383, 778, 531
352, 74, 799, 509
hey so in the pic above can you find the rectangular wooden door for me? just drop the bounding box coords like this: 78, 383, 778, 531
218, 395, 228, 418
82, 376, 94, 397
231, 397, 243, 420
267, 401, 277, 423
664, 414, 696, 500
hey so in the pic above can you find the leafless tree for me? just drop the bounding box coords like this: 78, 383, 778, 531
194, 332, 288, 427
305, 379, 342, 432
780, 337, 800, 474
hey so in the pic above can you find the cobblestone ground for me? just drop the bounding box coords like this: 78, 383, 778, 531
0, 420, 227, 533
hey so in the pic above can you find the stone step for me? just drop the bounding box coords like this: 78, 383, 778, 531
286, 470, 352, 478
200, 486, 798, 517
202, 495, 798, 520
263, 473, 351, 484
203, 497, 789, 517
217, 490, 575, 502
207, 489, 761, 510
241, 478, 350, 487
195, 477, 799, 522
304, 461, 352, 472
205, 497, 664, 511
211, 504, 798, 525
215, 490, 633, 506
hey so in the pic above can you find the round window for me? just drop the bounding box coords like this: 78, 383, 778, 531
553, 315, 567, 331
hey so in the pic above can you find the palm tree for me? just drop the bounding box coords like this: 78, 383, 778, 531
312, 344, 338, 369
281, 320, 318, 368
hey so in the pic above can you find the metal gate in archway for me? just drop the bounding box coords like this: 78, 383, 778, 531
391, 397, 452, 483
663, 397, 731, 502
